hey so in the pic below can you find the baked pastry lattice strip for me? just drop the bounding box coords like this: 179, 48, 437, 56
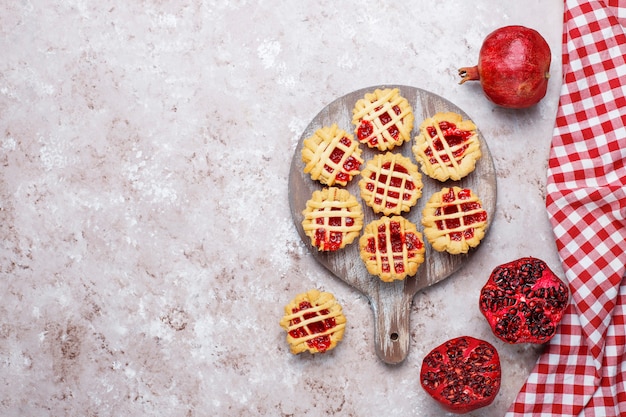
302, 124, 363, 186
359, 216, 425, 282
352, 88, 414, 151
422, 187, 488, 254
280, 289, 347, 354
359, 152, 422, 215
282, 298, 346, 344
301, 187, 363, 251
413, 112, 481, 182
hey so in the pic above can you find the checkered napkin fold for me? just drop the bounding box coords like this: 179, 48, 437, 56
507, 1, 626, 415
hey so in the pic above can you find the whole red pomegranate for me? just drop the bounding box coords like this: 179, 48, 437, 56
420, 336, 501, 414
479, 257, 569, 344
458, 25, 551, 108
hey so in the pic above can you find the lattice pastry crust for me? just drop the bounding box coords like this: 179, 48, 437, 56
279, 289, 347, 354
301, 187, 363, 251
359, 152, 423, 215
352, 88, 414, 151
359, 216, 426, 282
302, 124, 364, 186
422, 187, 488, 254
412, 112, 481, 181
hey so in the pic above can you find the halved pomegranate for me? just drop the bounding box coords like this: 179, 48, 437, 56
479, 257, 569, 344
420, 336, 501, 414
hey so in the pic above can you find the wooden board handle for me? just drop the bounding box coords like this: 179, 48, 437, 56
371, 293, 412, 365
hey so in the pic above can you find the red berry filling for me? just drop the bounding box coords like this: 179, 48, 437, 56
357, 105, 402, 147
323, 136, 360, 183
365, 162, 416, 210
313, 207, 354, 251
434, 188, 486, 241
424, 121, 472, 165
288, 301, 336, 352
363, 220, 423, 274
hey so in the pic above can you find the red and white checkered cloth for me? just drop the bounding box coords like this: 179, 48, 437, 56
507, 1, 626, 415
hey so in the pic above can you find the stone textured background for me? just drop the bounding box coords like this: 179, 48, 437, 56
1, 1, 564, 416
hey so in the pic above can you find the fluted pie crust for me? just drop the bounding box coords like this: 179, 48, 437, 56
301, 187, 363, 251
412, 112, 481, 181
280, 289, 347, 354
302, 124, 363, 186
359, 216, 426, 282
359, 152, 423, 216
422, 186, 488, 254
352, 88, 414, 151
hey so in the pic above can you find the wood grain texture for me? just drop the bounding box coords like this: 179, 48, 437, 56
289, 85, 497, 365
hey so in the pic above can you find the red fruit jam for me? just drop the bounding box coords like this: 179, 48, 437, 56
357, 105, 402, 147
424, 121, 472, 165
323, 136, 360, 183
365, 162, 416, 209
357, 120, 375, 145
314, 207, 354, 251
364, 220, 423, 274
435, 189, 487, 241
288, 301, 336, 352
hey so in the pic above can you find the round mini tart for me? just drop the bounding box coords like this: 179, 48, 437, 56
422, 187, 488, 254
279, 289, 347, 354
301, 124, 363, 186
359, 216, 426, 282
412, 112, 481, 181
352, 88, 414, 151
301, 187, 363, 251
359, 152, 423, 216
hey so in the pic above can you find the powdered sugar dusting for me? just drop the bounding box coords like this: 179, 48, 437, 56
257, 39, 281, 69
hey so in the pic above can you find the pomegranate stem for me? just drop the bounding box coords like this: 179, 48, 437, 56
458, 66, 480, 85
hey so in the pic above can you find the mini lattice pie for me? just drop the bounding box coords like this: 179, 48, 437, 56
359, 216, 426, 282
301, 187, 363, 251
422, 187, 488, 254
280, 289, 347, 354
412, 112, 481, 181
302, 124, 364, 186
359, 152, 423, 215
352, 88, 414, 151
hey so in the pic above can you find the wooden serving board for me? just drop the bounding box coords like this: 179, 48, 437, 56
288, 85, 497, 365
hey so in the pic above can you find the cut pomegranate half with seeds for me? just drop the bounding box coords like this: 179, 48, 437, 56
420, 336, 501, 414
479, 257, 569, 344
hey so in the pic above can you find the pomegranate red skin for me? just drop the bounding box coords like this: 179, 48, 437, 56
459, 25, 551, 109
420, 336, 501, 414
479, 257, 569, 344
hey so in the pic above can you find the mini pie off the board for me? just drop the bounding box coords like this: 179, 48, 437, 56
280, 289, 347, 354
